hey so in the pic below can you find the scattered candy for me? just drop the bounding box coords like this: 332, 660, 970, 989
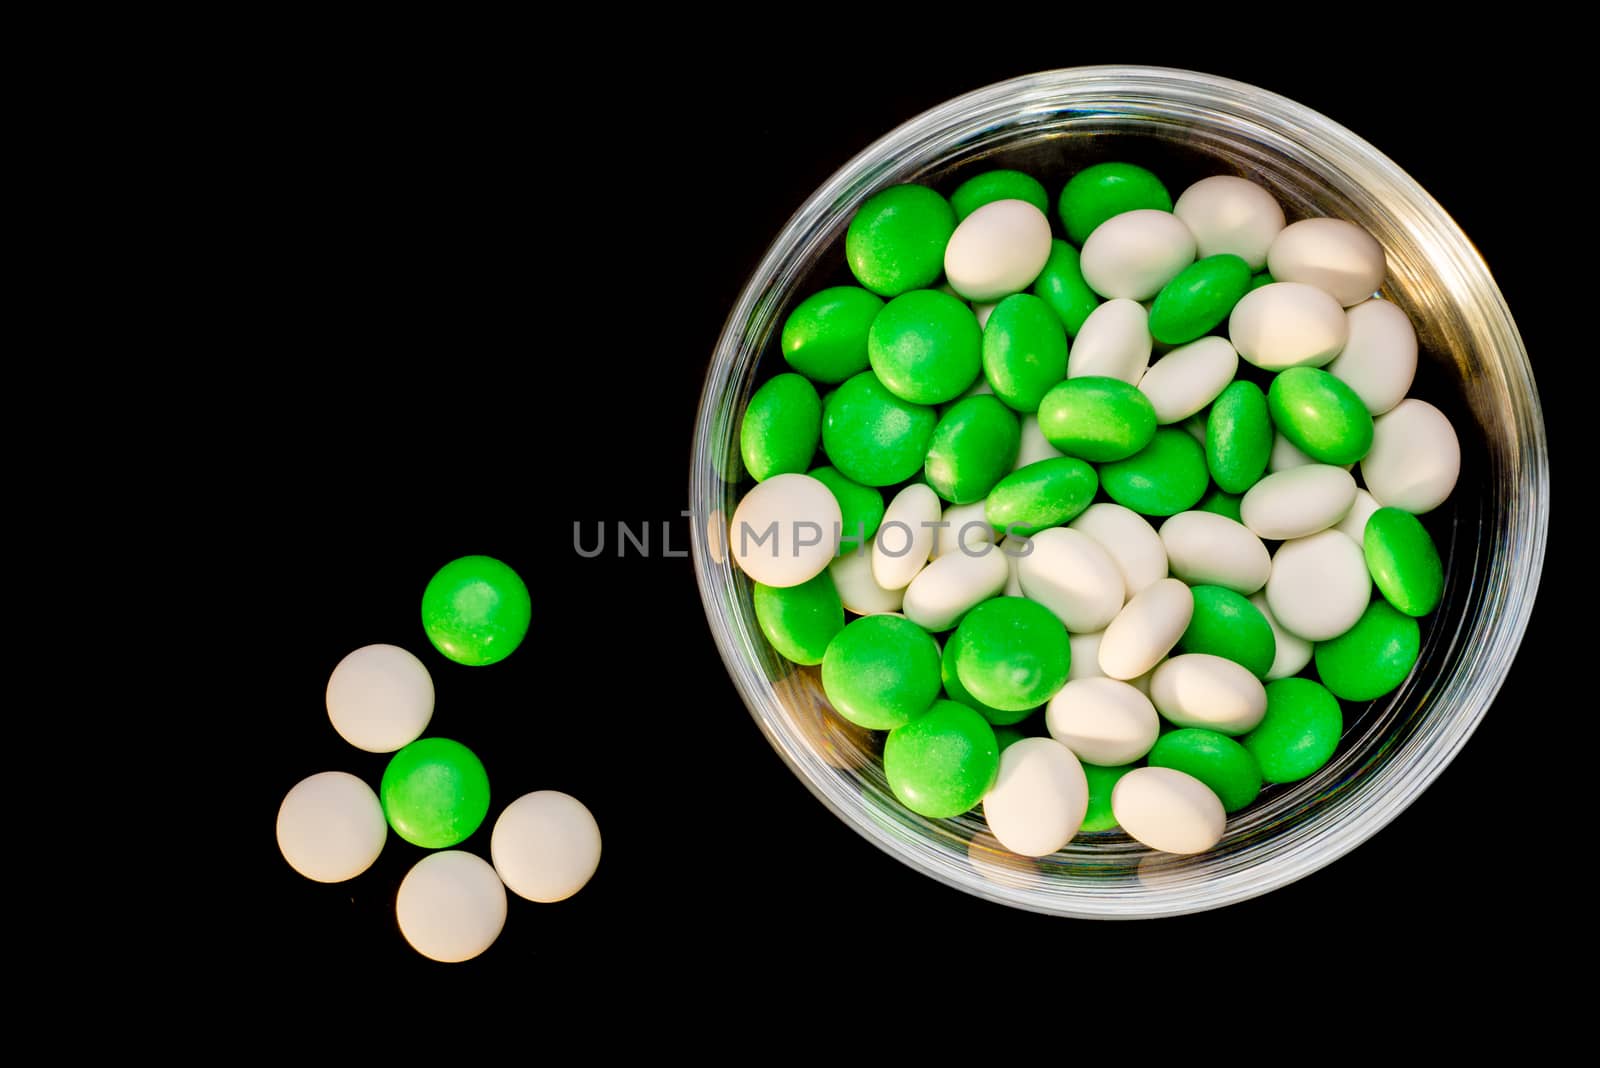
421, 555, 533, 667
325, 644, 435, 753
380, 737, 492, 849
396, 850, 507, 963
491, 791, 602, 904
277, 771, 387, 883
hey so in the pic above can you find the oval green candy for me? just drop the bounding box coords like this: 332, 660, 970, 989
867, 289, 982, 405
1058, 162, 1172, 246
740, 373, 821, 482
845, 184, 956, 297
950, 169, 1050, 222
1036, 376, 1157, 462
1242, 678, 1343, 783
380, 738, 491, 848
1313, 600, 1421, 701
753, 571, 845, 666
1031, 239, 1100, 336
780, 286, 884, 384
1098, 428, 1209, 516
925, 395, 1020, 505
807, 465, 884, 556
1267, 367, 1375, 466
1148, 254, 1252, 345
984, 457, 1098, 537
982, 293, 1069, 412
1196, 487, 1243, 523
942, 637, 1034, 726
821, 371, 938, 486
884, 700, 1000, 819
1080, 762, 1134, 832
1206, 380, 1272, 494
1177, 585, 1277, 678
821, 614, 942, 730
1148, 728, 1263, 812
1364, 507, 1444, 616
950, 596, 1071, 712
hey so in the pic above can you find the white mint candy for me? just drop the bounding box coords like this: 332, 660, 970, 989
1265, 529, 1371, 641
1361, 399, 1461, 514
1046, 676, 1160, 766
1159, 511, 1271, 595
932, 501, 995, 559
982, 738, 1089, 857
1069, 502, 1168, 598
873, 483, 940, 590
1172, 175, 1286, 270
1067, 630, 1107, 682
1138, 336, 1239, 424
396, 851, 507, 963
1324, 299, 1417, 415
325, 644, 434, 753
903, 547, 1009, 631
1016, 527, 1124, 633
1229, 282, 1349, 370
1334, 488, 1383, 547
1150, 654, 1267, 734
1240, 465, 1358, 541
829, 542, 904, 615
945, 199, 1054, 302
1067, 298, 1152, 384
1099, 578, 1193, 680
1250, 592, 1313, 681
1013, 413, 1066, 470
1268, 217, 1386, 307
1113, 767, 1226, 854
276, 771, 386, 883
1080, 209, 1196, 301
491, 790, 602, 903
730, 473, 841, 587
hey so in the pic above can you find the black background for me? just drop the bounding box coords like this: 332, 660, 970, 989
239, 48, 1565, 992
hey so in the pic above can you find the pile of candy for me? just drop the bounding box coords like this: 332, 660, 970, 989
729, 162, 1457, 857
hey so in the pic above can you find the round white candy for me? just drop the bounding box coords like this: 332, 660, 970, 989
1069, 502, 1168, 598
325, 644, 434, 753
1267, 217, 1386, 307
1046, 676, 1160, 766
1172, 175, 1287, 270
1067, 630, 1106, 682
1324, 299, 1417, 415
1250, 592, 1314, 681
1159, 511, 1271, 595
1361, 398, 1461, 514
1113, 767, 1227, 854
872, 483, 939, 590
1013, 413, 1066, 470
944, 199, 1054, 302
1098, 578, 1193, 681
491, 790, 602, 903
276, 771, 386, 883
1229, 282, 1349, 370
1150, 654, 1267, 734
1067, 298, 1152, 384
1240, 465, 1358, 541
1334, 488, 1383, 547
1080, 210, 1197, 301
903, 546, 1009, 631
396, 851, 507, 962
981, 738, 1088, 857
1265, 529, 1371, 641
1016, 527, 1124, 633
1137, 336, 1239, 424
829, 541, 904, 615
932, 501, 994, 559
730, 473, 841, 587
1268, 431, 1350, 473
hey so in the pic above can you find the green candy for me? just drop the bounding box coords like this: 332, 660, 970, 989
925, 395, 1020, 505
1148, 729, 1263, 812
1178, 585, 1277, 678
883, 700, 1000, 819
1267, 367, 1375, 466
808, 465, 884, 555
820, 614, 942, 730
993, 726, 1029, 752
1148, 254, 1252, 345
1313, 600, 1421, 701
867, 289, 982, 405
846, 184, 957, 297
1248, 270, 1275, 292
753, 571, 845, 666
780, 286, 884, 384
1036, 376, 1158, 462
1196, 487, 1243, 523
740, 373, 821, 481
981, 294, 1069, 412
380, 738, 491, 848
1080, 763, 1134, 832
1205, 380, 1272, 493
821, 371, 938, 486
1243, 678, 1343, 783
1058, 162, 1172, 245
950, 597, 1072, 712
1364, 507, 1444, 616
1031, 239, 1100, 336
950, 169, 1050, 221
421, 555, 532, 667
984, 457, 1098, 536
942, 636, 1035, 726
1098, 429, 1209, 516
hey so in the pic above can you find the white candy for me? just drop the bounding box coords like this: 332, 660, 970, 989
1099, 578, 1193, 680
1265, 529, 1371, 641
982, 738, 1089, 857
1000, 537, 1025, 596
1150, 654, 1267, 734
945, 199, 1054, 302
1250, 592, 1313, 681
1172, 175, 1287, 270
1361, 398, 1461, 514
1240, 465, 1358, 541
974, 302, 997, 330
1268, 217, 1386, 307
903, 546, 1010, 631
1334, 488, 1383, 546
1324, 299, 1417, 415
276, 771, 387, 883
1067, 298, 1153, 384
1080, 210, 1197, 301
1067, 630, 1106, 681
730, 473, 841, 587
1180, 411, 1207, 444
873, 483, 939, 589
1069, 502, 1168, 597
1268, 431, 1349, 473
1016, 527, 1124, 632
491, 790, 602, 903
1013, 413, 1066, 470
1138, 336, 1239, 424
829, 541, 905, 615
396, 851, 507, 963
1158, 511, 1271, 595
932, 501, 995, 559
1112, 767, 1226, 854
1229, 282, 1349, 370
1046, 677, 1161, 766
325, 644, 434, 754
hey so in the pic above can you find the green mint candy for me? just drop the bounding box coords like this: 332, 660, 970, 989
1099, 428, 1209, 516
780, 286, 884, 383
1148, 728, 1263, 812
1363, 507, 1444, 616
867, 289, 982, 405
1313, 600, 1421, 701
1267, 367, 1375, 466
951, 169, 1049, 221
1036, 376, 1158, 462
380, 738, 492, 848
1206, 380, 1272, 493
740, 372, 821, 482
1177, 585, 1277, 678
884, 700, 1000, 818
821, 370, 937, 486
808, 465, 884, 555
942, 638, 1036, 726
821, 614, 943, 730
1031, 239, 1100, 336
984, 457, 1098, 536
1058, 162, 1172, 245
982, 293, 1069, 412
924, 394, 1021, 505
1148, 253, 1252, 345
753, 571, 845, 666
1196, 487, 1243, 523
1080, 762, 1135, 832
846, 184, 956, 297
950, 596, 1072, 712
1242, 678, 1343, 783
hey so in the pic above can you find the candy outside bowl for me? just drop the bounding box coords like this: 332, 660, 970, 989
689, 66, 1547, 918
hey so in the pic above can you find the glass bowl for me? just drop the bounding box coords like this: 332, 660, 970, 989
689, 66, 1547, 918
